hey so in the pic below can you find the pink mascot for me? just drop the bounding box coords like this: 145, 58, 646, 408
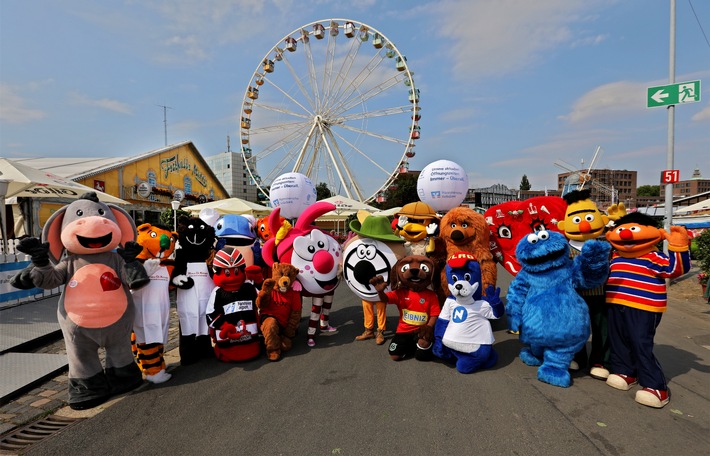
262, 201, 341, 347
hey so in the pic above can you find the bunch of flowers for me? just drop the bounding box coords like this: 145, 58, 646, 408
699, 272, 709, 286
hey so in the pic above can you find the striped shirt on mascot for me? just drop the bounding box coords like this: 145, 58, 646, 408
603, 213, 690, 409
262, 201, 342, 348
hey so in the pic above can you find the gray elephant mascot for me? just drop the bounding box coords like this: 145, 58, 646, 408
18, 192, 150, 410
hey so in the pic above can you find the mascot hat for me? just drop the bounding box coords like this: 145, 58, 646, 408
350, 215, 403, 243
213, 246, 246, 269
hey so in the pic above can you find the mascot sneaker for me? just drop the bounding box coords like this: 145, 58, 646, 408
320, 324, 337, 333
606, 373, 638, 391
635, 388, 670, 408
590, 364, 610, 380
146, 369, 172, 384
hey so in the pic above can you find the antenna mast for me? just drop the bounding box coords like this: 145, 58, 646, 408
157, 104, 173, 146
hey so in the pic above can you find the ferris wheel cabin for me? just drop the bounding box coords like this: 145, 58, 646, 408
344, 21, 355, 37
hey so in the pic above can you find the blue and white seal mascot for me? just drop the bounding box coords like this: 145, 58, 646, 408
505, 230, 610, 387
433, 252, 504, 373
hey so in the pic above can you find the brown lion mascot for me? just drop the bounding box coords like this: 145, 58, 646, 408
437, 207, 496, 298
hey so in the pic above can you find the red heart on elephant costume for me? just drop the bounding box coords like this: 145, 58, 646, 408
100, 272, 122, 291
484, 196, 567, 276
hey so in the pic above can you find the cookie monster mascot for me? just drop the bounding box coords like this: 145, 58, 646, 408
505, 230, 610, 387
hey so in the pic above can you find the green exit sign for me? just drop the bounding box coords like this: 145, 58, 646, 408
647, 80, 701, 108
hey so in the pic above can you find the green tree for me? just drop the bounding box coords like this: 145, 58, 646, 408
316, 182, 332, 200
637, 185, 661, 197
520, 174, 531, 191
382, 173, 418, 208
695, 229, 710, 277
159, 208, 191, 230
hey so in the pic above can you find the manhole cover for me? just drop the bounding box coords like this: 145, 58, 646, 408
0, 415, 84, 453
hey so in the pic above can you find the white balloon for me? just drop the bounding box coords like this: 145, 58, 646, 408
269, 172, 317, 218
416, 160, 469, 211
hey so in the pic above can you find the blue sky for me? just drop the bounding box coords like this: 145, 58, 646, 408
1, 0, 708, 200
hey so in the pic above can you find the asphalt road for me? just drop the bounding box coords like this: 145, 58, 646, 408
24, 267, 710, 456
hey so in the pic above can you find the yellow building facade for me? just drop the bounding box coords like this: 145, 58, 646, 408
23, 141, 229, 231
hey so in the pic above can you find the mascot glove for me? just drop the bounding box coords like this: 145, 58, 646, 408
117, 241, 144, 263
665, 226, 690, 252
418, 324, 434, 343
397, 215, 408, 229
172, 274, 194, 289
369, 275, 387, 293
17, 238, 50, 267
219, 322, 238, 340
606, 203, 627, 222
246, 265, 264, 284
484, 285, 502, 307
426, 223, 438, 236
581, 239, 612, 258
260, 278, 276, 294
143, 258, 161, 277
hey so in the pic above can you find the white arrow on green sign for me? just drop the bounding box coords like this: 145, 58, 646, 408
647, 80, 701, 108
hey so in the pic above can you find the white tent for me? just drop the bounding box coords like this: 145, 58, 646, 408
183, 197, 272, 217
319, 195, 378, 214
372, 206, 402, 217
316, 195, 379, 221
675, 198, 710, 216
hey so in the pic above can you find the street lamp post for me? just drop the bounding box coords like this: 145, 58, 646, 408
0, 179, 10, 257
171, 200, 180, 232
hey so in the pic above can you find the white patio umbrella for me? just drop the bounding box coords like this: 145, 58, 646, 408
1, 158, 128, 249
182, 197, 273, 217
0, 158, 128, 205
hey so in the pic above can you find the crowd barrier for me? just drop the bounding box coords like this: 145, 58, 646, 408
0, 238, 62, 309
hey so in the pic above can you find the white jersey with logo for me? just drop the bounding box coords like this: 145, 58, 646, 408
440, 296, 498, 352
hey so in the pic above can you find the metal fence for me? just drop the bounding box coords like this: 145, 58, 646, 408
0, 238, 62, 309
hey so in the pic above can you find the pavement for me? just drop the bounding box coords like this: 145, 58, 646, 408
0, 295, 183, 436
0, 265, 708, 445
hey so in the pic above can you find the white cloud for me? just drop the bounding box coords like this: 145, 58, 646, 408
571, 33, 608, 48
69, 91, 133, 114
692, 103, 710, 122
0, 84, 46, 123
559, 80, 645, 123
431, 0, 614, 80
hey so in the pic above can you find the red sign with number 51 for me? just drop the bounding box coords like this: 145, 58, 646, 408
661, 169, 680, 184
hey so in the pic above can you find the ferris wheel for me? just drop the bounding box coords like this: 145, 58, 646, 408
239, 19, 420, 203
